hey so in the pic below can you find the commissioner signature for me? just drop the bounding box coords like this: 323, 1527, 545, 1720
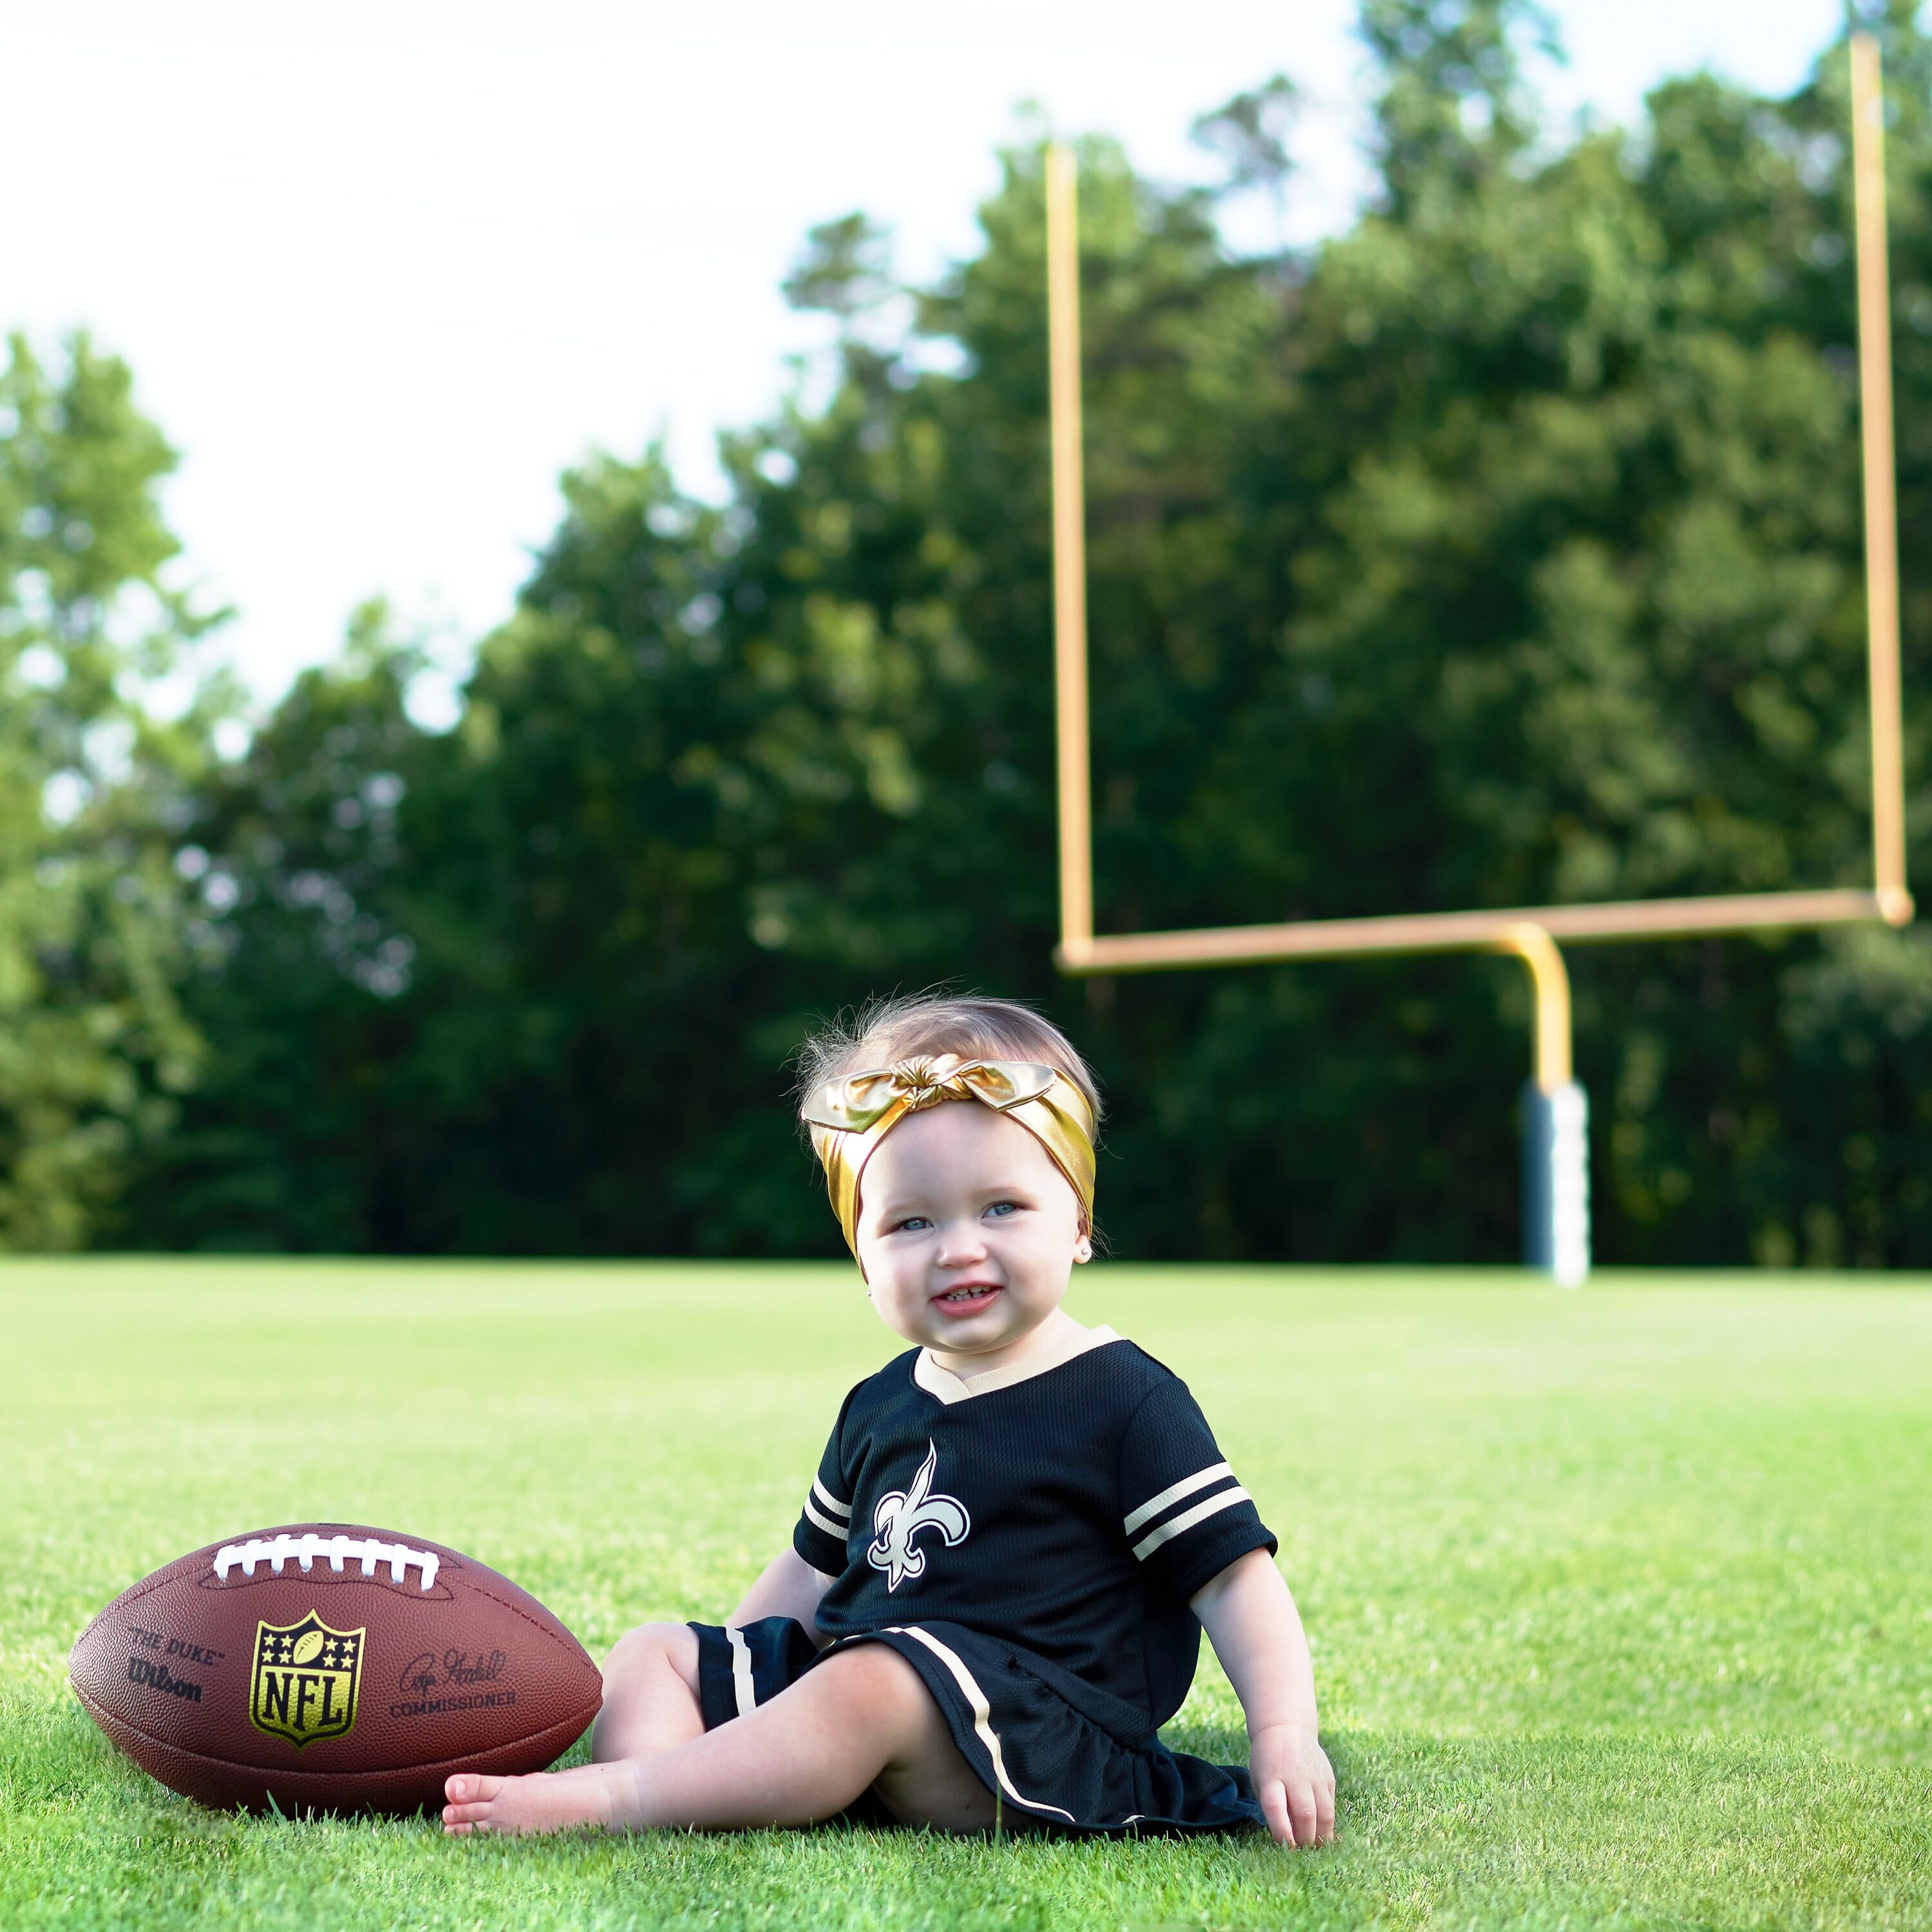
397, 1648, 507, 1695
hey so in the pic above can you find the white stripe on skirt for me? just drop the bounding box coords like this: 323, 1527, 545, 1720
725, 1625, 756, 1716
880, 1625, 1077, 1824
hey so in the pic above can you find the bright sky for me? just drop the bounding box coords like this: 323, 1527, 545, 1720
7, 0, 1845, 715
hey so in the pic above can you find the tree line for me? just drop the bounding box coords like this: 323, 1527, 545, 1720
5, 0, 1928, 1265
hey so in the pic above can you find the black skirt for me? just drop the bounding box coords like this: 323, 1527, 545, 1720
690, 1616, 1262, 1837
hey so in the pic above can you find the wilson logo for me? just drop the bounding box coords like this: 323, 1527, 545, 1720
127, 1656, 204, 1702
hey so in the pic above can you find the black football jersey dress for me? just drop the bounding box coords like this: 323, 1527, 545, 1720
703, 1329, 1278, 1835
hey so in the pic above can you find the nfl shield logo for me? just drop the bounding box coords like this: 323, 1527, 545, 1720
250, 1612, 365, 1747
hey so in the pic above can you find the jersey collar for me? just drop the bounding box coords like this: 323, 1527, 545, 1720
913, 1324, 1122, 1406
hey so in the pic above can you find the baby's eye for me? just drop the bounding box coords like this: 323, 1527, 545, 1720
893, 1215, 933, 1233
983, 1200, 1021, 1219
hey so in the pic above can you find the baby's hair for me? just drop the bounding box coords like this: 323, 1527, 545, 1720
795, 990, 1102, 1137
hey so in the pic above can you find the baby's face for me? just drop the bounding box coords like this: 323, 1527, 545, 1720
853, 1101, 1090, 1364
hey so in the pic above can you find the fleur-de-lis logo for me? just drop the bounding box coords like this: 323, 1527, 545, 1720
867, 1440, 971, 1591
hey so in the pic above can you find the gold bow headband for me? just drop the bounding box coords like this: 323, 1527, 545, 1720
802, 1054, 1097, 1255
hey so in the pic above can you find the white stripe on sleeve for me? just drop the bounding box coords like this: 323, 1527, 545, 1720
802, 1496, 848, 1540
1122, 1461, 1232, 1536
1131, 1484, 1253, 1561
811, 1478, 852, 1520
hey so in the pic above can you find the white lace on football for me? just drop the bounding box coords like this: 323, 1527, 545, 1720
211, 1532, 440, 1592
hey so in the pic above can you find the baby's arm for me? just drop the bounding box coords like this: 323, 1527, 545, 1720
727, 1547, 836, 1643
1191, 1548, 1335, 1847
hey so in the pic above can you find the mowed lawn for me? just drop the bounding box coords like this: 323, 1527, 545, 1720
2, 1262, 1928, 1931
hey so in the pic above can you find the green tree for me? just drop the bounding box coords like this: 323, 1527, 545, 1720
121, 606, 438, 1248
0, 335, 220, 1245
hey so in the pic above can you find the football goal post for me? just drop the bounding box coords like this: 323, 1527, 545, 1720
1043, 35, 1911, 1283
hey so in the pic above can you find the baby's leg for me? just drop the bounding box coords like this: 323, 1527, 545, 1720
591, 1622, 705, 1761
445, 1642, 995, 1837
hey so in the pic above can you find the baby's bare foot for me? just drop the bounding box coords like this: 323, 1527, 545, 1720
442, 1766, 627, 1836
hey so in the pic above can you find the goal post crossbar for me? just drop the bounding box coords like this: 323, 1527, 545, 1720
1054, 886, 1902, 976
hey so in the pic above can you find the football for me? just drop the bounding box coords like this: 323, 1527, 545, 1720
69, 1524, 603, 1815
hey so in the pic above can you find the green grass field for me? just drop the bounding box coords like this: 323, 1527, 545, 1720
3, 1260, 1928, 1931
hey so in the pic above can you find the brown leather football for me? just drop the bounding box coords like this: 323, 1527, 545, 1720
70, 1523, 603, 1815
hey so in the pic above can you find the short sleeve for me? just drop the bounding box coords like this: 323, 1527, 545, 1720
792, 1387, 858, 1577
1117, 1373, 1276, 1602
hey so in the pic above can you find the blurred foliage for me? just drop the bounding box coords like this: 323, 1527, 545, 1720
113, 2, 1932, 1262
0, 334, 227, 1247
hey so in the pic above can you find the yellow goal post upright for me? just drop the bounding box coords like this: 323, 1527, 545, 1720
1042, 36, 1912, 1285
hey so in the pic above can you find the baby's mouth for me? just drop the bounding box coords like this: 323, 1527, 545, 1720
931, 1283, 1002, 1318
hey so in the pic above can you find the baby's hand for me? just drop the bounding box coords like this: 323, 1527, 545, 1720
1250, 1721, 1335, 1847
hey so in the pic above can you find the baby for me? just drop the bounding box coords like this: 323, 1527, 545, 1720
444, 994, 1334, 1844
